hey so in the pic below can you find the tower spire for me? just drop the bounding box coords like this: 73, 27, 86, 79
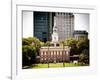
51, 16, 59, 47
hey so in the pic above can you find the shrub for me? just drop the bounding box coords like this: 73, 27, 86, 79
22, 45, 37, 66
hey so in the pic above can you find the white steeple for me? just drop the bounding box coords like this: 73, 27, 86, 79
52, 16, 59, 43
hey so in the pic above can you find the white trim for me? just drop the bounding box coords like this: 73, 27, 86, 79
12, 2, 97, 80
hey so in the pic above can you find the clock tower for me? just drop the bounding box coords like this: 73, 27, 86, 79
52, 16, 59, 47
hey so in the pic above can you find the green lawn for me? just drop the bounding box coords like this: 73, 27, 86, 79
31, 62, 88, 68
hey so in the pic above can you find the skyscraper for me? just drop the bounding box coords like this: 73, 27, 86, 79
34, 12, 50, 42
55, 13, 74, 41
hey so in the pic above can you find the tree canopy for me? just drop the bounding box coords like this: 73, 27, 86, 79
66, 38, 89, 64
66, 38, 78, 47
22, 37, 44, 67
22, 45, 37, 66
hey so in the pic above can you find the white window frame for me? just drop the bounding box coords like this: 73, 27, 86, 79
12, 1, 97, 80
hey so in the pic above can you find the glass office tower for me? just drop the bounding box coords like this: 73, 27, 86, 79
34, 12, 50, 42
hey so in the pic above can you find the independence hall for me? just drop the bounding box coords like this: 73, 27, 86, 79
39, 46, 70, 63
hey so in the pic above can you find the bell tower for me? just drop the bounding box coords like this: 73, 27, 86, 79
51, 16, 59, 47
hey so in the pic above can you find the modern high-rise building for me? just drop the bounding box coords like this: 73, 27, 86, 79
34, 12, 50, 42
73, 30, 88, 40
55, 13, 74, 41
33, 12, 74, 42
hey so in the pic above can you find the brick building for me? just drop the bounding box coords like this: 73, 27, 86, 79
39, 46, 70, 63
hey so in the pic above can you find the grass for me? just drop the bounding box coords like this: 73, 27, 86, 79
31, 62, 88, 68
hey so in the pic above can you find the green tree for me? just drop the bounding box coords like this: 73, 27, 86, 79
66, 38, 79, 62
66, 38, 78, 47
22, 37, 43, 67
66, 38, 78, 56
22, 38, 31, 45
77, 39, 89, 64
22, 45, 37, 67
22, 37, 43, 55
77, 39, 89, 53
79, 49, 89, 64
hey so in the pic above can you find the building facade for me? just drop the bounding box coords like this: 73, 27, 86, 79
73, 30, 88, 40
55, 13, 74, 41
39, 46, 70, 63
34, 12, 51, 42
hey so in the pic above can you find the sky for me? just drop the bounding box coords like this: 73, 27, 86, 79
74, 13, 89, 33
